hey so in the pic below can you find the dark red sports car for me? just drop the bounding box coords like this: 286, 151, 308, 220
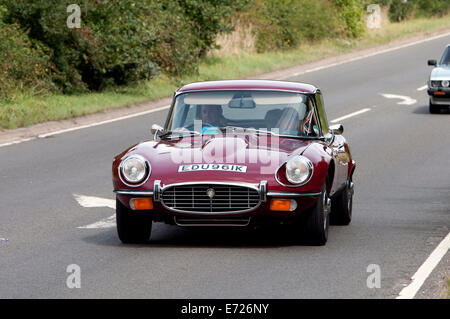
112, 80, 355, 245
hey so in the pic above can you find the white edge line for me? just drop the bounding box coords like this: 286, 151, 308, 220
38, 105, 170, 138
278, 31, 450, 80
417, 85, 428, 91
396, 232, 450, 299
0, 137, 37, 148
330, 108, 371, 123
0, 105, 170, 148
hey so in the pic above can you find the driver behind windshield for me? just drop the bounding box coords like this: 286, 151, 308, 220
199, 104, 227, 127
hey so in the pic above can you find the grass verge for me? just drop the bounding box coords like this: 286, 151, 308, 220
1, 15, 450, 130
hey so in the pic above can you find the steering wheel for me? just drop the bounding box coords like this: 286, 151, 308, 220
185, 123, 215, 131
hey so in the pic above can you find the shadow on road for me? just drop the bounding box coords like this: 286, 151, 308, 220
80, 224, 331, 249
412, 104, 450, 114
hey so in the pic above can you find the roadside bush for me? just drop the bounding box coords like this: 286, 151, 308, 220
0, 6, 57, 101
383, 0, 450, 22
415, 0, 450, 17
175, 0, 249, 57
388, 0, 416, 22
243, 0, 346, 53
0, 0, 243, 93
334, 0, 365, 38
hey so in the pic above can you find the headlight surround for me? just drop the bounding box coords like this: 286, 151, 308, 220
442, 80, 450, 88
119, 155, 151, 187
430, 80, 440, 88
285, 156, 313, 185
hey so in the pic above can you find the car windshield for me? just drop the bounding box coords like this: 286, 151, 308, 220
166, 90, 320, 137
439, 46, 450, 65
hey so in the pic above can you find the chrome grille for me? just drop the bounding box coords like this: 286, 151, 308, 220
161, 184, 260, 213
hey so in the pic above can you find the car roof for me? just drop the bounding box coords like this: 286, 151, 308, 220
176, 80, 318, 94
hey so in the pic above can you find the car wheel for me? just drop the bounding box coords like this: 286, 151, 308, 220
303, 181, 330, 246
330, 176, 354, 225
429, 99, 440, 114
116, 197, 152, 244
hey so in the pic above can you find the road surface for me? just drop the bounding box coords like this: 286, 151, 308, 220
0, 34, 449, 298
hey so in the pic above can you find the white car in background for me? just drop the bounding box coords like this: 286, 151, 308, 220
427, 44, 450, 113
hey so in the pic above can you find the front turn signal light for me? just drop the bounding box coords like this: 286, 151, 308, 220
270, 199, 297, 212
130, 198, 153, 210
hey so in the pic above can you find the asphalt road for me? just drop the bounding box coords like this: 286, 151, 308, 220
0, 34, 449, 299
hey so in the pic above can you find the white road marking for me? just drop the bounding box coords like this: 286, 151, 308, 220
0, 105, 170, 149
279, 31, 450, 79
74, 194, 115, 209
78, 215, 116, 229
74, 194, 116, 229
381, 94, 417, 105
397, 232, 450, 299
0, 137, 37, 149
330, 108, 371, 123
417, 85, 428, 91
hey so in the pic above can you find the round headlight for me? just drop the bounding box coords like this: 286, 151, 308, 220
441, 80, 449, 88
430, 81, 440, 88
119, 155, 150, 186
285, 156, 313, 185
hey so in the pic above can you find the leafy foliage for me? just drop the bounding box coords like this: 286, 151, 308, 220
241, 0, 360, 52
334, 0, 365, 38
0, 0, 448, 99
0, 0, 243, 93
379, 0, 450, 22
0, 6, 57, 100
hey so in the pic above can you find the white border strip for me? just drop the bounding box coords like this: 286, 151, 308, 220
330, 108, 371, 123
397, 232, 450, 299
0, 105, 170, 148
38, 105, 170, 138
279, 31, 450, 79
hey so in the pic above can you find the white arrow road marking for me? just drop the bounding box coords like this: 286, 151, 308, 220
381, 94, 417, 105
397, 232, 450, 299
78, 215, 116, 229
330, 108, 372, 123
417, 85, 428, 91
74, 194, 116, 229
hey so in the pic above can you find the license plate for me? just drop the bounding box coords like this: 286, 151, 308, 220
178, 164, 248, 173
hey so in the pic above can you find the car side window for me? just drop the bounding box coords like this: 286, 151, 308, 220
314, 92, 329, 136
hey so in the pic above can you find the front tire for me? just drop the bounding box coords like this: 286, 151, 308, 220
116, 198, 152, 244
303, 182, 331, 246
330, 177, 354, 225
429, 99, 440, 114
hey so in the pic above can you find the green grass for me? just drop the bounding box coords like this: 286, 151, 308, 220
2, 14, 450, 130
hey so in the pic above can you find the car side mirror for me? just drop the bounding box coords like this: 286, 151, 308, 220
428, 59, 437, 66
329, 124, 344, 135
151, 124, 164, 139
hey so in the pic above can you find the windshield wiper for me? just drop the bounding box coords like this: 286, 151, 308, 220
159, 130, 200, 140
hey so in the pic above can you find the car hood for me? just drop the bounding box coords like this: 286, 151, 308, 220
430, 65, 450, 80
120, 134, 316, 186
